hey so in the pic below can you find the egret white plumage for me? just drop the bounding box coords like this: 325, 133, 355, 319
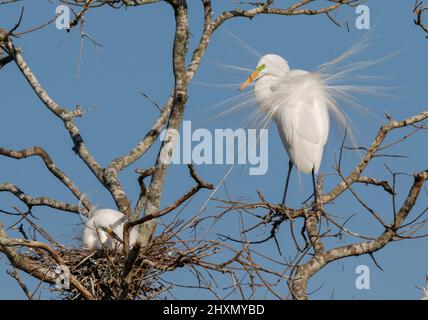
196, 33, 391, 211
239, 54, 347, 205
83, 209, 139, 250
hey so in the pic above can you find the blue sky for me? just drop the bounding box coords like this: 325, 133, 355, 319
1, 0, 428, 299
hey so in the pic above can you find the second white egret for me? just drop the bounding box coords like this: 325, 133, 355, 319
83, 208, 139, 250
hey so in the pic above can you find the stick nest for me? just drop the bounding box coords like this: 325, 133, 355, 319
30, 230, 184, 300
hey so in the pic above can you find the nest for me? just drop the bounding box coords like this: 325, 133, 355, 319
13, 216, 233, 300
30, 230, 182, 300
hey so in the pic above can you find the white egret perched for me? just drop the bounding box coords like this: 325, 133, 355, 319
239, 54, 352, 205
83, 209, 139, 250
196, 33, 390, 211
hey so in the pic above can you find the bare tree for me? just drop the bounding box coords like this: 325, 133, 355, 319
414, 0, 428, 38
1, 0, 427, 300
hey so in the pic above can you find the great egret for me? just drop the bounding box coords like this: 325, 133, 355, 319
239, 54, 333, 205
82, 209, 139, 250
196, 33, 389, 211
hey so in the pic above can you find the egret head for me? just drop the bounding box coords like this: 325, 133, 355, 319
240, 54, 290, 91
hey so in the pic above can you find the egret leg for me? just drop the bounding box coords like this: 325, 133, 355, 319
281, 160, 293, 206
311, 168, 318, 204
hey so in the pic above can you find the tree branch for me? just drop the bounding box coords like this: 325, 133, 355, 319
138, 0, 190, 248
0, 183, 81, 213
0, 146, 92, 212
321, 111, 428, 204
290, 170, 428, 299
0, 222, 95, 300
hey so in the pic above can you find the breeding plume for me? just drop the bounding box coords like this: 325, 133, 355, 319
240, 54, 345, 205
83, 209, 139, 250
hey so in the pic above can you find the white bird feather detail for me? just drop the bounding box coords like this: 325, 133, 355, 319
252, 54, 331, 174
82, 209, 139, 250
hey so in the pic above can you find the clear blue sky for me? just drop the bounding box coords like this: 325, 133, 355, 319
1, 0, 428, 299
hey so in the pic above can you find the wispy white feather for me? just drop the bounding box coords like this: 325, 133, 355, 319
197, 31, 394, 210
